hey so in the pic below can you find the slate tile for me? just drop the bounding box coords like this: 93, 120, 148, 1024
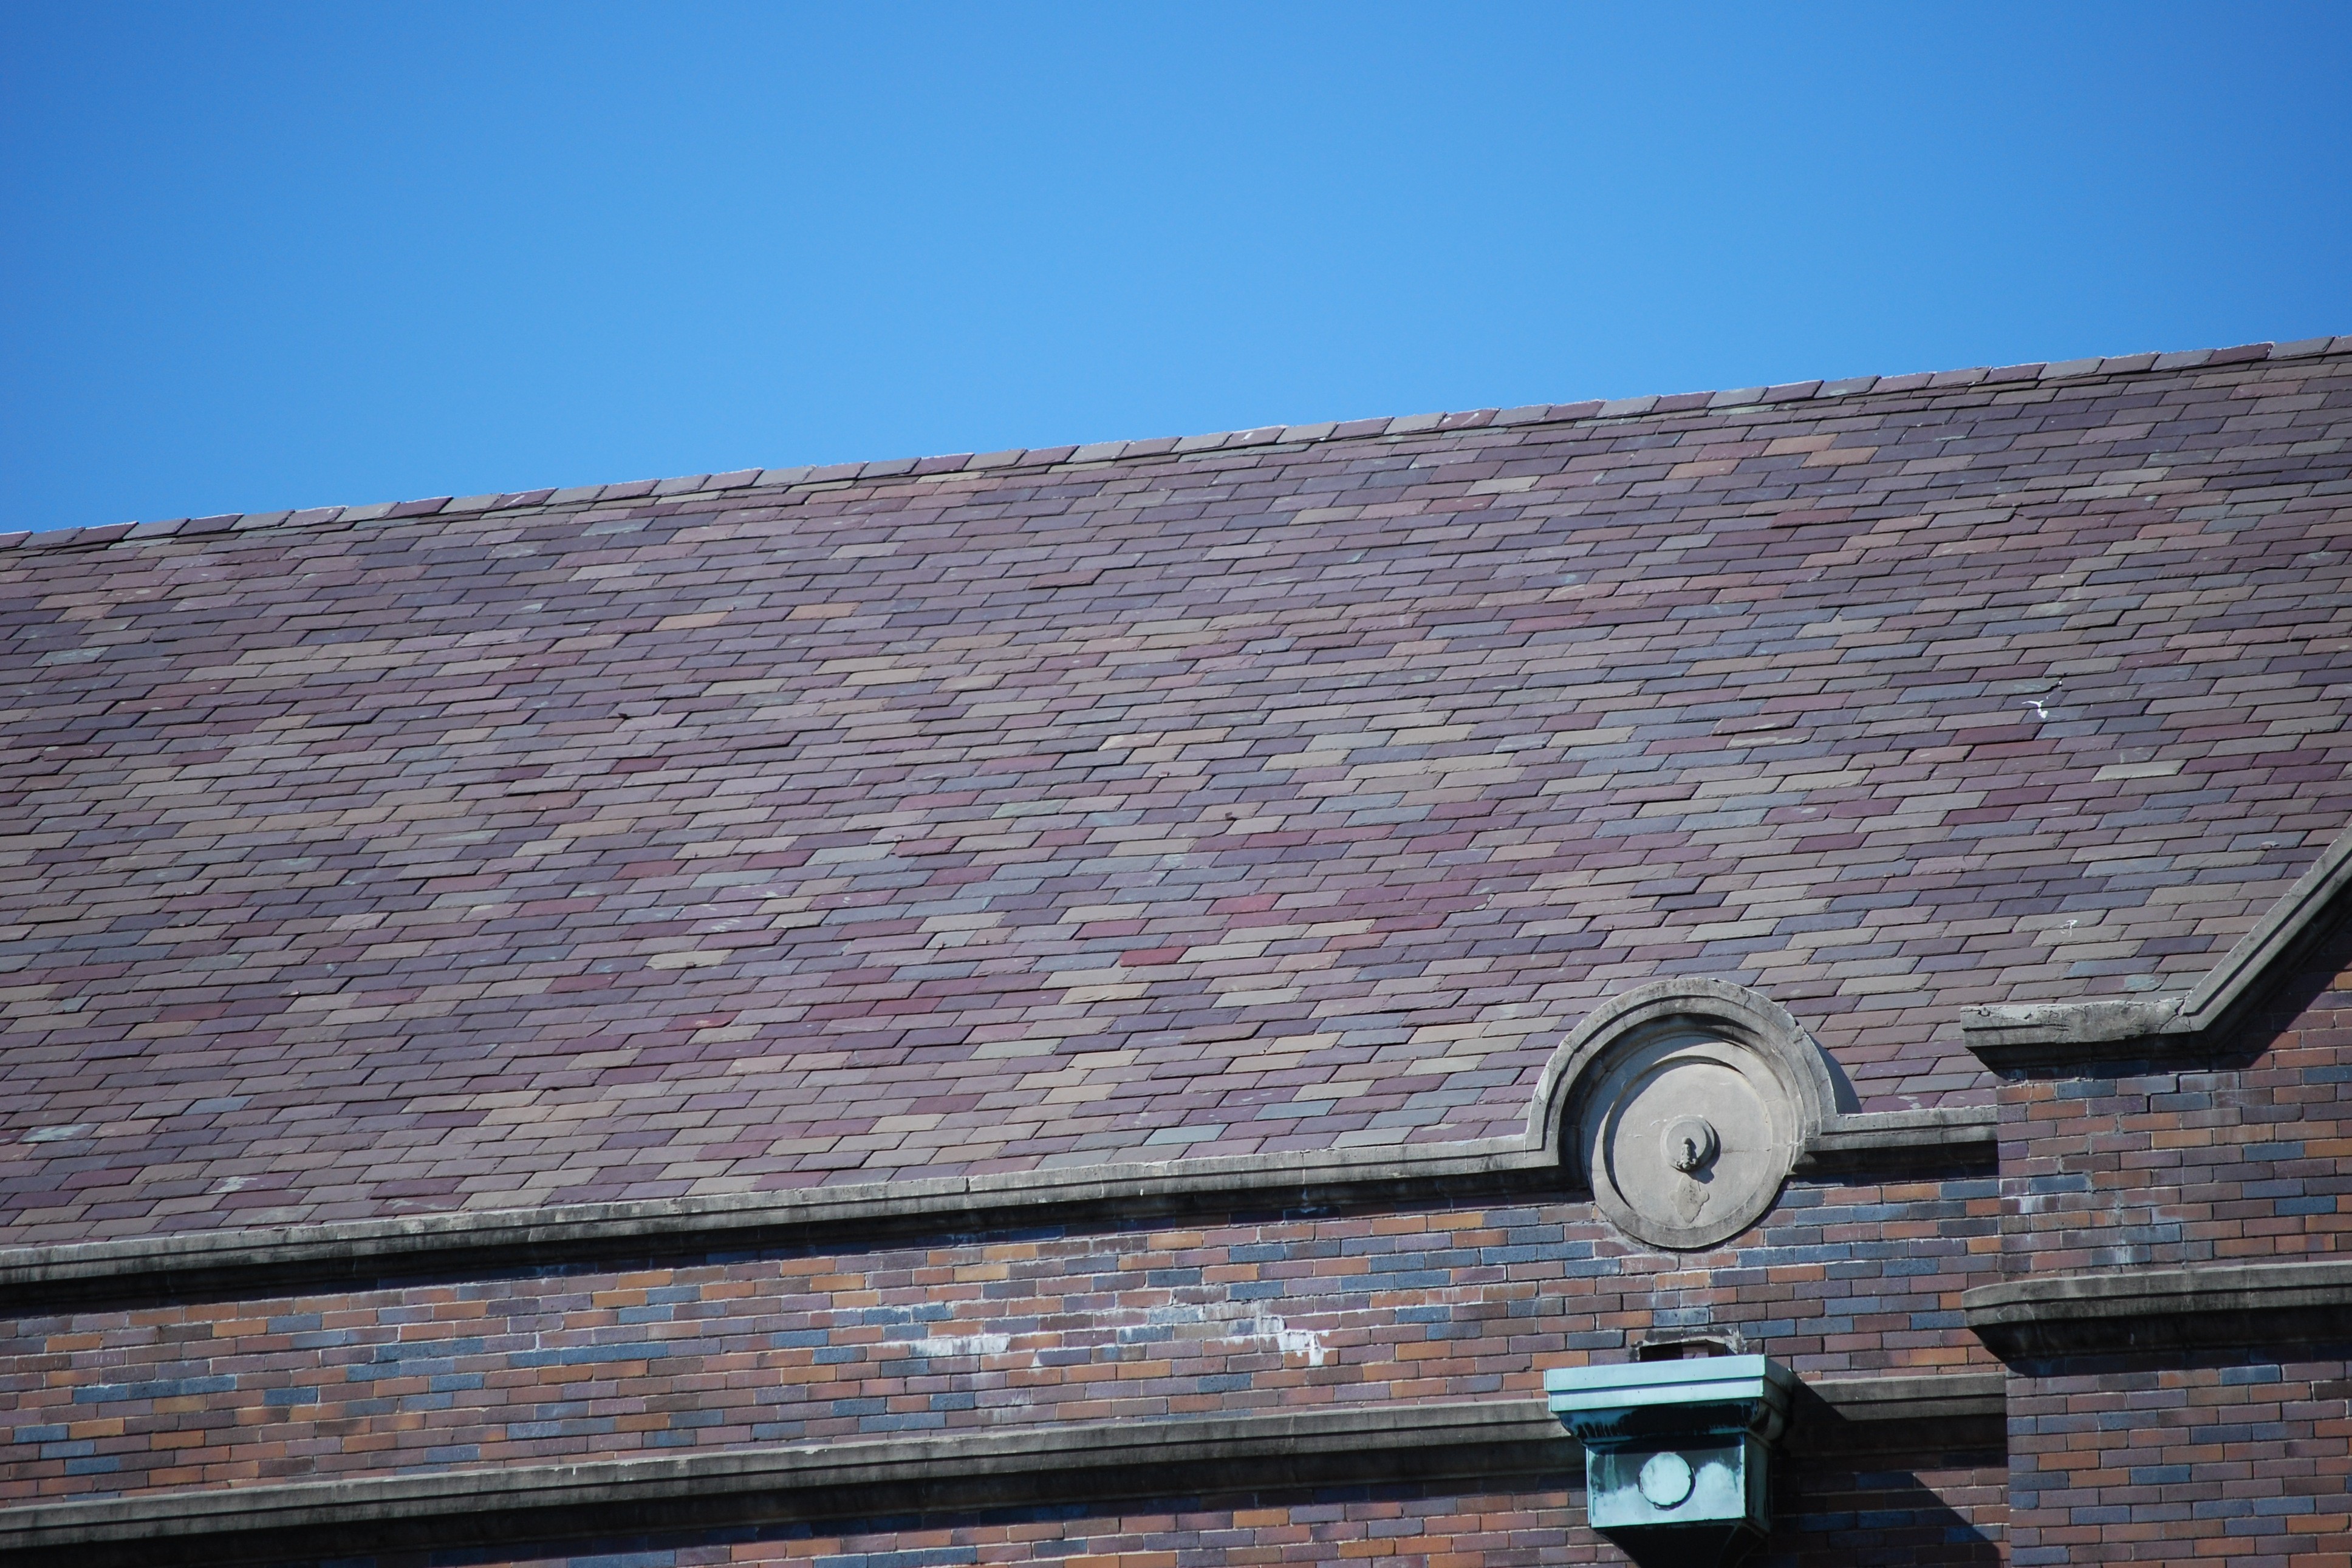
0, 347, 2345, 1236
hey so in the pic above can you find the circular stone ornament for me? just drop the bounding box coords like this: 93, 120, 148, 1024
1536, 979, 1841, 1252
1574, 1021, 1823, 1249
1638, 1450, 1696, 1509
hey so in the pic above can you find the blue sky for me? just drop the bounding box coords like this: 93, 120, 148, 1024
3, 4, 2347, 533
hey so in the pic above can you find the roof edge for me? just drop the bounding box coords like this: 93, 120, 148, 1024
8, 335, 2347, 554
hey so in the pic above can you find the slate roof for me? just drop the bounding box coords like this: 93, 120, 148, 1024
5, 339, 2350, 1244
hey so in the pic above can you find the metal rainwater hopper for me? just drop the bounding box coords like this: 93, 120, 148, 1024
1543, 1354, 1794, 1566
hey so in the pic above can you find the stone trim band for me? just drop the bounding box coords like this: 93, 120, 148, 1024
0, 1375, 2002, 1567
0, 1105, 1993, 1314
1963, 1256, 2352, 1358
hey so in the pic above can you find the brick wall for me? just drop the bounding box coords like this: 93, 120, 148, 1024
0, 1175, 1997, 1505
1994, 944, 2352, 1560
2008, 1355, 2352, 1565
1777, 1443, 2006, 1567
1997, 952, 2352, 1273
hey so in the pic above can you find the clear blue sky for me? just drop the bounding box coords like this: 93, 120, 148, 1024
4, 4, 2347, 533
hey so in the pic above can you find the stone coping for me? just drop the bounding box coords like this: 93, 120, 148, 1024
0, 1373, 2000, 1564
1964, 1256, 2352, 1358
0, 1108, 1992, 1313
6, 338, 2343, 554
1962, 819, 2352, 1072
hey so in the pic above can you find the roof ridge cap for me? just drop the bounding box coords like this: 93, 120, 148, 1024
9, 334, 2346, 555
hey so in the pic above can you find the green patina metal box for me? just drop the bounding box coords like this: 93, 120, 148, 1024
1544, 1355, 1794, 1556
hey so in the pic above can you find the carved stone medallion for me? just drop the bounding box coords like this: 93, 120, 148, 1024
1579, 1031, 1801, 1250
1538, 978, 1841, 1252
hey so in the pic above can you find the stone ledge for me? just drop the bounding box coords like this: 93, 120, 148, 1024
0, 1109, 1991, 1314
0, 1144, 1555, 1312
1794, 1106, 1996, 1176
0, 1400, 1573, 1566
0, 1372, 2002, 1565
1963, 1256, 2352, 1358
1803, 1369, 2006, 1423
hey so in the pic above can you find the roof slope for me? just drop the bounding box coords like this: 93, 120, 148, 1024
4, 343, 2350, 1243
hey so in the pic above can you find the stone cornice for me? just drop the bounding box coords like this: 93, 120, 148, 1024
1963, 1256, 2352, 1358
0, 1375, 1997, 1565
1962, 819, 2352, 1074
0, 1106, 1993, 1314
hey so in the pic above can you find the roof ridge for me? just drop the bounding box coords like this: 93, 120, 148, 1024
8, 335, 2347, 554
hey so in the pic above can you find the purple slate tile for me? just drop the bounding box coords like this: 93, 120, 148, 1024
1707, 387, 1768, 407
2097, 354, 2160, 375
1982, 363, 2045, 384
1070, 441, 1129, 463
1491, 405, 1551, 426
651, 475, 713, 496
2206, 342, 2272, 364
858, 457, 918, 479
387, 497, 452, 518
1548, 400, 1604, 418
1330, 418, 1390, 438
708, 468, 764, 489
2037, 358, 2104, 380
1595, 396, 1657, 417
757, 466, 818, 485
912, 454, 973, 476
4, 341, 2344, 1240
1760, 380, 1824, 403
1652, 394, 1711, 414
806, 464, 863, 483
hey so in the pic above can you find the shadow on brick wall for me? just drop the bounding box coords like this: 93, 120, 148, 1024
1766, 1444, 2006, 1568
